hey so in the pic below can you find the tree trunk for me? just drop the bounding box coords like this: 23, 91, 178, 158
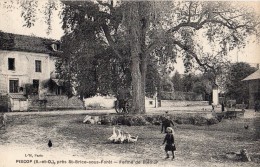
128, 3, 146, 114
140, 16, 148, 114
131, 54, 145, 113
140, 56, 147, 113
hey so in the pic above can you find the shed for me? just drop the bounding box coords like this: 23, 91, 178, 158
9, 94, 28, 111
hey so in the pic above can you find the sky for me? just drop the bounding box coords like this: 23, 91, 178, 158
0, 0, 64, 40
0, 0, 259, 74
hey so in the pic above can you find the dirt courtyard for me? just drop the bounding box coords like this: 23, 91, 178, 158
0, 109, 260, 167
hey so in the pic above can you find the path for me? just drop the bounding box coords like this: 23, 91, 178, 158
4, 106, 260, 119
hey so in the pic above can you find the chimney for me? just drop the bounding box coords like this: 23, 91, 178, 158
257, 64, 259, 69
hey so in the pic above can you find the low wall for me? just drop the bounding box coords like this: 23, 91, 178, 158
160, 100, 209, 107
28, 95, 84, 111
84, 95, 157, 109
160, 91, 203, 101
84, 96, 116, 109
45, 95, 84, 110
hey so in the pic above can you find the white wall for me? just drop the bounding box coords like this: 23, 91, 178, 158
145, 97, 157, 108
84, 95, 157, 109
0, 50, 56, 95
84, 95, 116, 109
212, 88, 219, 105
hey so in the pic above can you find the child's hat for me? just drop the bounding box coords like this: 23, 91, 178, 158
166, 127, 174, 134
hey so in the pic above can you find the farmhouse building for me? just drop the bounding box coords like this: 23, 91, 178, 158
0, 32, 59, 96
242, 69, 260, 108
0, 32, 84, 111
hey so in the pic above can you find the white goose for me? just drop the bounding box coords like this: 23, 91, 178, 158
127, 134, 138, 143
114, 129, 122, 143
119, 130, 127, 143
108, 127, 117, 142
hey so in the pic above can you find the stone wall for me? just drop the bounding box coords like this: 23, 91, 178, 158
28, 95, 84, 111
84, 95, 157, 109
160, 91, 203, 101
46, 95, 84, 110
160, 100, 209, 107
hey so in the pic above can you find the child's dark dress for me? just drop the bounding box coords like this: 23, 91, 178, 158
163, 133, 176, 151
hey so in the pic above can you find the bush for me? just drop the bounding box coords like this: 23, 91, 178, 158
113, 116, 130, 126
129, 115, 148, 126
98, 113, 220, 126
145, 115, 163, 125
192, 116, 209, 126
207, 117, 219, 125
100, 115, 112, 125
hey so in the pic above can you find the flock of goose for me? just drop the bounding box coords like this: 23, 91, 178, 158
108, 126, 138, 144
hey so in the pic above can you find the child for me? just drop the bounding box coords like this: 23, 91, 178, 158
161, 116, 174, 133
1, 113, 7, 129
162, 127, 176, 160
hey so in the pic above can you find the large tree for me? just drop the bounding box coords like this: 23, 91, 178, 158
2, 0, 259, 113
98, 1, 259, 113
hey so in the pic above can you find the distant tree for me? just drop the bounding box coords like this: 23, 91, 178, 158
182, 74, 196, 92
171, 71, 183, 91
225, 62, 257, 104
192, 75, 213, 100
171, 72, 213, 100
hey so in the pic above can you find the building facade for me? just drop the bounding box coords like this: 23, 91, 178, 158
0, 32, 84, 111
0, 32, 58, 97
0, 50, 57, 96
242, 69, 260, 109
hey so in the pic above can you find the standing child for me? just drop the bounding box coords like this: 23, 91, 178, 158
1, 112, 7, 129
161, 116, 174, 133
162, 127, 176, 160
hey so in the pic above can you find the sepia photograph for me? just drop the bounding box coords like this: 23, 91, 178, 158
0, 0, 260, 166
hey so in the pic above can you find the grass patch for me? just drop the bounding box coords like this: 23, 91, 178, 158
1, 112, 259, 167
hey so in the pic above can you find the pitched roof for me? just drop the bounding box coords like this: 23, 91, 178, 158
0, 31, 60, 54
51, 79, 64, 86
242, 69, 260, 81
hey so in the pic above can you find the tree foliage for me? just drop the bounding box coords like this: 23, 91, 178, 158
171, 71, 214, 100
171, 71, 183, 91
225, 62, 257, 104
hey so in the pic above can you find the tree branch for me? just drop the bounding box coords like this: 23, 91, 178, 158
168, 11, 257, 34
145, 39, 163, 56
187, 2, 193, 23
172, 40, 215, 72
101, 24, 122, 59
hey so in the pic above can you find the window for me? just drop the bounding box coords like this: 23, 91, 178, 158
51, 43, 60, 51
9, 80, 19, 93
35, 60, 41, 72
56, 86, 63, 95
33, 80, 39, 94
8, 58, 15, 70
